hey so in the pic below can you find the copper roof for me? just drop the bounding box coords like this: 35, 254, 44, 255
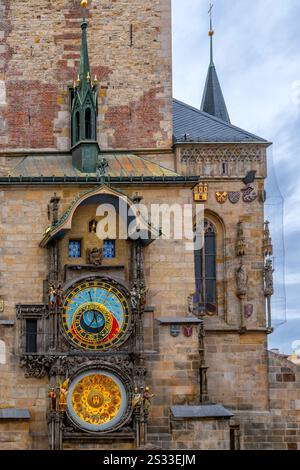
7, 153, 178, 178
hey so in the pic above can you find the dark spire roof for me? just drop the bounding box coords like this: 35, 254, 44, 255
200, 7, 230, 123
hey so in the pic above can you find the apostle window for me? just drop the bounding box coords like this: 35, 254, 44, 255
103, 240, 116, 259
69, 240, 82, 259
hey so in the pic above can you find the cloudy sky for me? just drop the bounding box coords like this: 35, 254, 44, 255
172, 0, 300, 354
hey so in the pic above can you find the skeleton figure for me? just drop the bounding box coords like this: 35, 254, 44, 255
142, 387, 154, 414
130, 285, 139, 309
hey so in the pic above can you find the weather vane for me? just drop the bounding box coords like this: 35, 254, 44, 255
208, 3, 214, 34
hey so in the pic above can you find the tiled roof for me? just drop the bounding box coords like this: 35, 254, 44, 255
173, 99, 268, 144
7, 153, 178, 178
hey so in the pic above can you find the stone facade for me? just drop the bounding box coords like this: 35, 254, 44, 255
0, 0, 299, 452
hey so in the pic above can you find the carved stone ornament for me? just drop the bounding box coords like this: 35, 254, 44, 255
20, 354, 135, 379
264, 259, 274, 297
236, 263, 248, 298
244, 304, 254, 319
16, 304, 48, 319
236, 221, 247, 257
180, 145, 263, 163
86, 247, 103, 266
263, 221, 273, 257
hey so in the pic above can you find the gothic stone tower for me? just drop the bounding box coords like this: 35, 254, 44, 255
0, 1, 299, 451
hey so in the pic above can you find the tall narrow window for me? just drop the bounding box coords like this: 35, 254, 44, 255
85, 108, 92, 139
26, 319, 37, 353
194, 220, 217, 309
75, 111, 80, 142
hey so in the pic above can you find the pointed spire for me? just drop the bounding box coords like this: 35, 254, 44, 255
77, 0, 92, 98
200, 4, 231, 123
71, 0, 100, 173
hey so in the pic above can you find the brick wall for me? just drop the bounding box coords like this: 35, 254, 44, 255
0, 0, 173, 151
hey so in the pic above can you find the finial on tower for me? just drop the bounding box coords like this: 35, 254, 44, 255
200, 3, 231, 123
208, 3, 214, 64
81, 0, 88, 9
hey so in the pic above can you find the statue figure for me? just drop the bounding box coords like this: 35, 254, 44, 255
236, 263, 248, 298
139, 284, 148, 309
47, 193, 60, 225
188, 293, 196, 315
264, 259, 274, 297
97, 156, 109, 178
87, 248, 103, 266
59, 379, 70, 412
130, 284, 139, 309
55, 284, 64, 308
48, 388, 57, 412
49, 284, 56, 310
132, 387, 143, 411
142, 387, 154, 415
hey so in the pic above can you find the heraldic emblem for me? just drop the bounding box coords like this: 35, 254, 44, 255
215, 192, 228, 204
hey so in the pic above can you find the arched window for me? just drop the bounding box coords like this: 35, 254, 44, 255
75, 111, 80, 142
194, 220, 217, 310
85, 108, 92, 139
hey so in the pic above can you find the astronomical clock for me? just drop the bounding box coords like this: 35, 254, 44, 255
17, 185, 150, 449
62, 279, 130, 351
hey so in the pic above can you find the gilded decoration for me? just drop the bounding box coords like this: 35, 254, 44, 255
67, 371, 128, 431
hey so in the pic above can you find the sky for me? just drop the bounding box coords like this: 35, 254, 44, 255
172, 0, 300, 354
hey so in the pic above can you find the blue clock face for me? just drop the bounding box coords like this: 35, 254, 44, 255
62, 279, 130, 350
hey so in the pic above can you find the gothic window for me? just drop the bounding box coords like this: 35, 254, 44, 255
85, 108, 92, 139
25, 319, 37, 353
69, 240, 82, 258
103, 240, 116, 259
194, 220, 217, 307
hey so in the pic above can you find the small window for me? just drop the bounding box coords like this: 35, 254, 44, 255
85, 108, 92, 139
103, 240, 116, 259
69, 240, 82, 258
26, 319, 37, 353
75, 111, 80, 142
89, 219, 98, 233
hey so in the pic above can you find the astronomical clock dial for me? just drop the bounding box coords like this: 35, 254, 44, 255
67, 370, 128, 432
62, 279, 130, 351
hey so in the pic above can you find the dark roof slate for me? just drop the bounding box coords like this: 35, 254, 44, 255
173, 99, 268, 144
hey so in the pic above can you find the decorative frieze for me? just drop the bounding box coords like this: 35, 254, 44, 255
177, 145, 266, 178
